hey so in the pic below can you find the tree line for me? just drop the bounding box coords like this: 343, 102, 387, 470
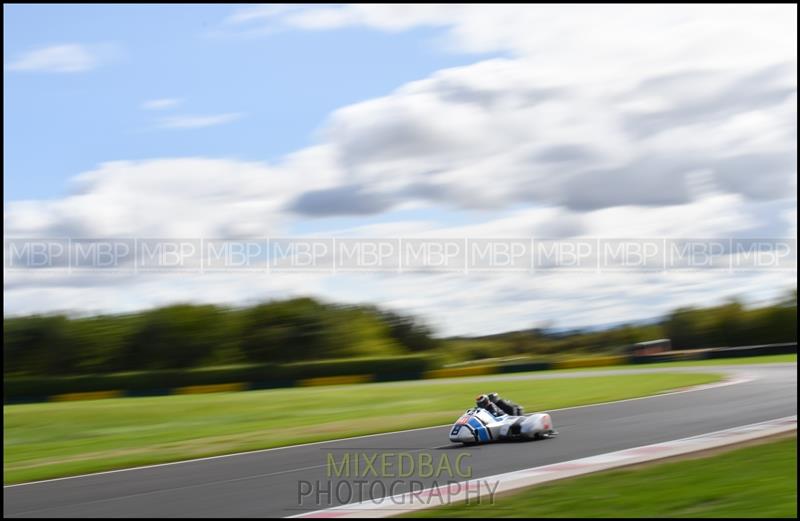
441, 291, 797, 362
4, 291, 796, 377
3, 298, 438, 376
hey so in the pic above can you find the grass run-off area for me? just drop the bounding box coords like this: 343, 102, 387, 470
3, 371, 721, 484
409, 436, 798, 518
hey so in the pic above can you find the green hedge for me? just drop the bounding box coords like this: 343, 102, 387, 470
282, 354, 439, 381
4, 355, 441, 401
4, 364, 282, 399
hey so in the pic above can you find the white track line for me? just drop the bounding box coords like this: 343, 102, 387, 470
2, 368, 756, 489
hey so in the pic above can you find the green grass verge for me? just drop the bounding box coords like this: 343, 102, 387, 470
407, 436, 797, 518
3, 372, 720, 484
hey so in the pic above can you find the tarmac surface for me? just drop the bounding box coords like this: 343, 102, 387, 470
4, 363, 796, 518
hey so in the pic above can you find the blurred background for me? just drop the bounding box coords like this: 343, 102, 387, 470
3, 291, 797, 379
3, 7, 797, 518
4, 4, 797, 392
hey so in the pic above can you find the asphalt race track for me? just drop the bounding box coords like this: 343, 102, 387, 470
4, 363, 797, 518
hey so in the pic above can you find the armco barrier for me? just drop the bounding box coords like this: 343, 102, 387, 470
249, 379, 296, 390
298, 375, 372, 387
125, 388, 172, 398
423, 365, 498, 379
553, 355, 627, 369
373, 371, 427, 382
4, 355, 436, 402
706, 342, 797, 358
173, 383, 247, 395
281, 355, 435, 381
498, 361, 553, 373
629, 350, 710, 364
50, 390, 124, 402
630, 343, 797, 363
5, 343, 795, 404
629, 353, 673, 364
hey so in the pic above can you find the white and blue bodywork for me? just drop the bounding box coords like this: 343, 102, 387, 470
449, 407, 556, 444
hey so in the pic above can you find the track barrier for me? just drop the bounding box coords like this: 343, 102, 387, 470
5, 343, 795, 403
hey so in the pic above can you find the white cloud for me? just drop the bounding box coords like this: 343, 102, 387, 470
3, 6, 797, 333
158, 113, 243, 129
4, 154, 794, 334
251, 5, 796, 79
4, 153, 340, 239
6, 43, 107, 73
224, 5, 795, 218
141, 98, 183, 110
282, 57, 794, 216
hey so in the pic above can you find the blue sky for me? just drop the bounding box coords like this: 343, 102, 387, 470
4, 4, 497, 201
3, 5, 796, 335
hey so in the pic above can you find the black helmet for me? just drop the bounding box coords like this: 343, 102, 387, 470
475, 394, 490, 408
488, 392, 500, 403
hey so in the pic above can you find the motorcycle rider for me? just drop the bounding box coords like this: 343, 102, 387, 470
476, 392, 524, 416
475, 394, 504, 416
